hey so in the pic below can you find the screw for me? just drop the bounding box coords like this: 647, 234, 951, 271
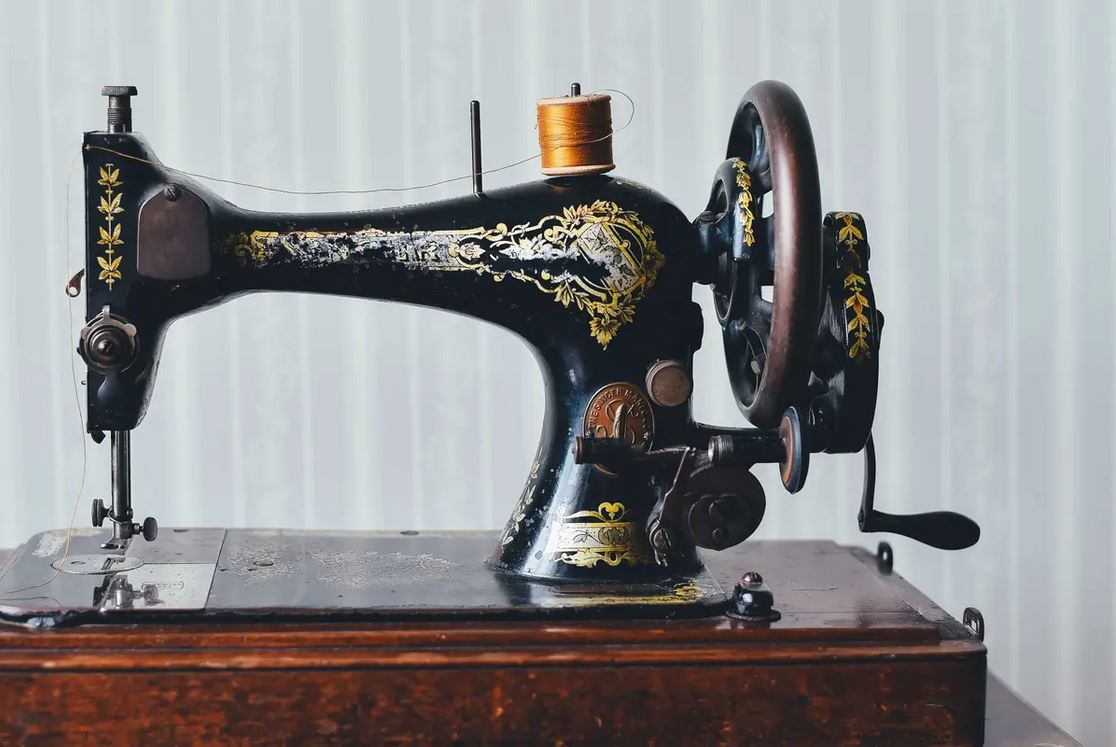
93, 337, 118, 357
708, 434, 734, 465
740, 570, 763, 586
164, 184, 181, 202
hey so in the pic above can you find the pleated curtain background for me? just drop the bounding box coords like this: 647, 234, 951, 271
0, 0, 1111, 742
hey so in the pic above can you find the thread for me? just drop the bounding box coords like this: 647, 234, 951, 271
537, 94, 615, 176
81, 88, 634, 196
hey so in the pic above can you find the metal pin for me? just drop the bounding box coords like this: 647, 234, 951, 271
470, 100, 483, 197
570, 82, 581, 96
101, 86, 138, 133
107, 430, 133, 547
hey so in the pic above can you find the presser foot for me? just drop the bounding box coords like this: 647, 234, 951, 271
91, 497, 158, 549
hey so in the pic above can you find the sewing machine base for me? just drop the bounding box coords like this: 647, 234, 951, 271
0, 529, 726, 626
0, 537, 986, 744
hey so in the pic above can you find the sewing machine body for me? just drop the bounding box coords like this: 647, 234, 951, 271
83, 128, 715, 582
3, 80, 979, 623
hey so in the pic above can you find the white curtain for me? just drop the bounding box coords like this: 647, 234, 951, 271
0, 1, 1110, 742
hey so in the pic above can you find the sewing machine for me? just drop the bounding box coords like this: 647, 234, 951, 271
0, 82, 992, 745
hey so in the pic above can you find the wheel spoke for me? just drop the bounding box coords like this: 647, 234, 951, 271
750, 299, 773, 337
749, 152, 772, 192
759, 216, 777, 269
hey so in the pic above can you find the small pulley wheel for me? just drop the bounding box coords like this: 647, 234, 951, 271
777, 406, 809, 493
682, 464, 766, 551
697, 81, 823, 428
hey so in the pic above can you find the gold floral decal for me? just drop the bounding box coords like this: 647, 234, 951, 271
733, 158, 756, 246
834, 212, 871, 363
499, 457, 541, 546
227, 200, 664, 348
553, 501, 650, 568
96, 164, 124, 289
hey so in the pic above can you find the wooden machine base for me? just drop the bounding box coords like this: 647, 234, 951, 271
0, 539, 987, 745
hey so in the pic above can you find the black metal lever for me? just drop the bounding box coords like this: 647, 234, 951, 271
857, 434, 980, 550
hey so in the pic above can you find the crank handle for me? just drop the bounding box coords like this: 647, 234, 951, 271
857, 434, 980, 551
858, 508, 980, 551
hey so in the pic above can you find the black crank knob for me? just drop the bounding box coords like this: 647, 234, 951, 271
91, 498, 108, 527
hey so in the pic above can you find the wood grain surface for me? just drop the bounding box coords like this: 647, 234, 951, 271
0, 539, 999, 745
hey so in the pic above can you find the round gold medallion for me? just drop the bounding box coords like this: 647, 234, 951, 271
583, 382, 654, 453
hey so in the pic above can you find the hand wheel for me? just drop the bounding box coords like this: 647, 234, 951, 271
695, 80, 823, 428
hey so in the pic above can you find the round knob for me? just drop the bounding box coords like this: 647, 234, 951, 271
645, 360, 692, 407
79, 308, 138, 372
91, 498, 108, 527
101, 85, 138, 97
140, 516, 158, 542
687, 492, 754, 550
84, 325, 133, 370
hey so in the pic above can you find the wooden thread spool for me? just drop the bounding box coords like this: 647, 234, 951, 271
537, 94, 615, 176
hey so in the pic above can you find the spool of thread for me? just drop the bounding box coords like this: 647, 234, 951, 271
536, 94, 615, 176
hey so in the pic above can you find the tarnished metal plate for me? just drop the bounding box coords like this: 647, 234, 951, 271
124, 526, 226, 564
0, 528, 222, 625
52, 554, 143, 574
206, 530, 726, 619
136, 186, 211, 279
94, 563, 215, 611
0, 529, 726, 627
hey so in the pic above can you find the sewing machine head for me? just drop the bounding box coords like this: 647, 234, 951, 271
74, 80, 978, 587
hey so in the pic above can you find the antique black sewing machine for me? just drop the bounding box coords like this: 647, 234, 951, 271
0, 82, 992, 745
1, 79, 981, 617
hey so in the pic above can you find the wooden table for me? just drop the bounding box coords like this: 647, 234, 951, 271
0, 541, 1079, 745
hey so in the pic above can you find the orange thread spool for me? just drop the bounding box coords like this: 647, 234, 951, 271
536, 94, 615, 176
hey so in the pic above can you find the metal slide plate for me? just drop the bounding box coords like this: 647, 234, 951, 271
0, 529, 725, 627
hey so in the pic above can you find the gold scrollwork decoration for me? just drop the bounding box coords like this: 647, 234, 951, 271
500, 458, 541, 547
552, 501, 650, 568
95, 164, 124, 289
226, 200, 664, 348
733, 158, 756, 247
833, 212, 872, 363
